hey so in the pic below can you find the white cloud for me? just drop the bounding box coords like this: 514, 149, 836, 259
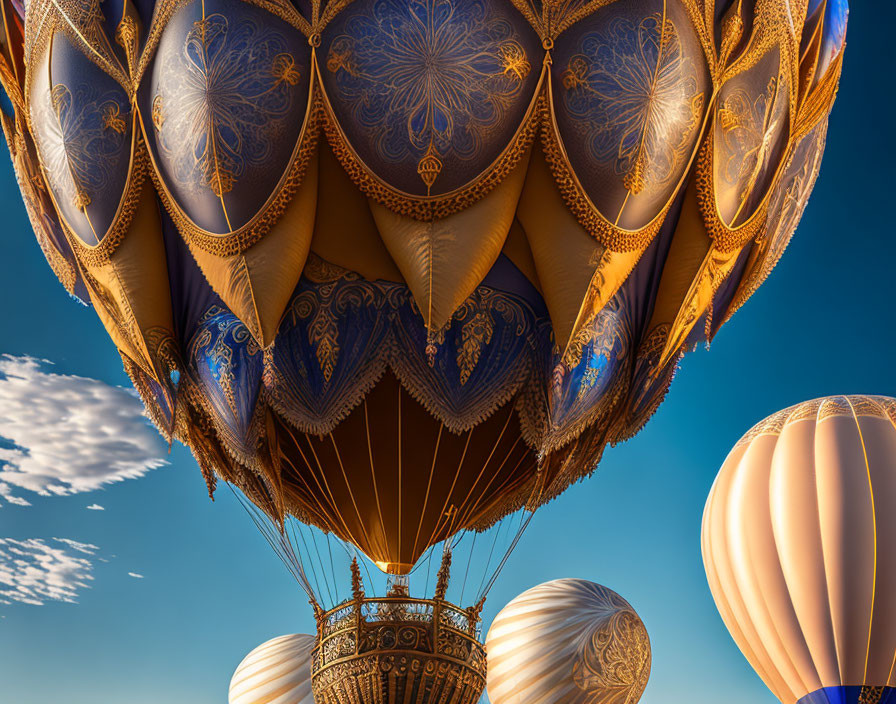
53, 538, 100, 555
127, 572, 144, 579
0, 488, 31, 507
85, 504, 105, 511
0, 356, 167, 506
0, 538, 98, 606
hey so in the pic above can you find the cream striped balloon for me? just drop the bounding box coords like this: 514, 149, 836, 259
229, 634, 315, 704
703, 395, 896, 704
485, 579, 651, 704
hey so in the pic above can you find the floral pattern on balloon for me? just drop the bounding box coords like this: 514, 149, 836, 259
560, 13, 704, 197
714, 55, 789, 225
266, 261, 549, 437
153, 13, 303, 199
188, 306, 264, 458
31, 82, 130, 221
573, 608, 651, 704
323, 0, 537, 194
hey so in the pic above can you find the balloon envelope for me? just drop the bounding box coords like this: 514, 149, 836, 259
229, 633, 315, 704
0, 0, 846, 581
702, 396, 896, 704
485, 579, 651, 704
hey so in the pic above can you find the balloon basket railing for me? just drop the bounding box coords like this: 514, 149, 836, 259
310, 553, 487, 704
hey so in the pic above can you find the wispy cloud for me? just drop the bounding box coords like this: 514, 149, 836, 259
0, 356, 167, 507
127, 572, 144, 579
0, 538, 98, 606
85, 504, 104, 511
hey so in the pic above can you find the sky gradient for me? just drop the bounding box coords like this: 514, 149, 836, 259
0, 4, 892, 703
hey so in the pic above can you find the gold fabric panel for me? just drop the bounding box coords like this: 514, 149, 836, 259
189, 151, 319, 347
639, 177, 711, 367
369, 151, 530, 331
500, 218, 541, 291
77, 180, 175, 382
310, 143, 403, 283
517, 147, 604, 350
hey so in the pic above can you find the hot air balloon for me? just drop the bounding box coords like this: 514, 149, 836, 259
0, 0, 846, 701
703, 396, 896, 704
486, 579, 651, 704
230, 634, 315, 704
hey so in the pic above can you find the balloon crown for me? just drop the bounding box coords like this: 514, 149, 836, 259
311, 551, 487, 704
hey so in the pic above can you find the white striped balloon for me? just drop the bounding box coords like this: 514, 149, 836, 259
485, 579, 651, 704
229, 634, 315, 704
702, 395, 896, 704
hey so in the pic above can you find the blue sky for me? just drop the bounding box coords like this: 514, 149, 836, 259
0, 4, 891, 703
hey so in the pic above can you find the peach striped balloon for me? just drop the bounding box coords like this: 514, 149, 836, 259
702, 395, 896, 704
228, 634, 315, 704
485, 579, 651, 704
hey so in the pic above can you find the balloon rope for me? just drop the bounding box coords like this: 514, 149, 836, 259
227, 485, 318, 604
448, 408, 514, 533
459, 531, 478, 605
325, 532, 343, 604
477, 514, 508, 598
479, 511, 534, 602
411, 424, 443, 566
363, 400, 390, 563
420, 428, 473, 556
304, 524, 335, 605
292, 522, 325, 603
328, 432, 378, 562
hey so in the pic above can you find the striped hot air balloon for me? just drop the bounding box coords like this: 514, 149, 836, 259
229, 634, 314, 704
703, 395, 896, 704
485, 579, 651, 704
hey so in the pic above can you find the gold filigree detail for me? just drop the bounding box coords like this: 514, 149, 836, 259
457, 311, 494, 386
72, 189, 91, 210
135, 0, 312, 86
272, 53, 302, 85
25, 0, 130, 96
559, 14, 706, 201
793, 49, 844, 143
572, 609, 651, 704
151, 95, 164, 131
115, 14, 139, 77
66, 137, 151, 266
146, 90, 321, 256
0, 112, 79, 294
153, 14, 303, 200
311, 570, 486, 704
416, 142, 443, 191
694, 130, 767, 253
0, 55, 25, 114
721, 119, 827, 327
102, 103, 127, 134
718, 3, 745, 68
294, 289, 341, 383
319, 64, 544, 222
500, 41, 532, 80
858, 686, 886, 704
729, 396, 896, 448
539, 86, 674, 253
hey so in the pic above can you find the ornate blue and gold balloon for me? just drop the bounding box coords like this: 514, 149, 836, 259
0, 0, 846, 701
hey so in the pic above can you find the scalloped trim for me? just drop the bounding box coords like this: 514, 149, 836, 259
318, 59, 545, 222
539, 79, 672, 253
144, 88, 322, 258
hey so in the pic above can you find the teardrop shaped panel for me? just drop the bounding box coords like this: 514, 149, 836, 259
319, 0, 541, 197
713, 46, 789, 227
551, 0, 710, 232
141, 0, 311, 234
28, 31, 133, 245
